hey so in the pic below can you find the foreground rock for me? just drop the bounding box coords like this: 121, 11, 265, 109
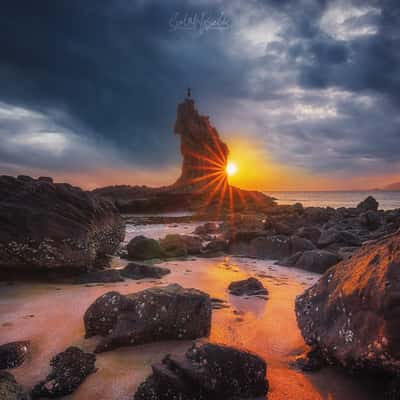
74, 269, 123, 284
159, 234, 202, 257
295, 231, 400, 374
32, 347, 96, 398
282, 250, 339, 273
120, 262, 170, 279
0, 341, 30, 370
84, 284, 211, 352
228, 277, 268, 297
0, 175, 124, 276
134, 343, 269, 400
0, 372, 30, 400
127, 236, 165, 260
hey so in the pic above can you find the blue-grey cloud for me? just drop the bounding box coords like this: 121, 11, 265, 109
0, 0, 399, 185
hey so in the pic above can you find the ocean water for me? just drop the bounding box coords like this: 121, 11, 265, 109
264, 191, 400, 210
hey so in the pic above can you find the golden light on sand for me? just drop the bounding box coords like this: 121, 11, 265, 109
226, 161, 238, 176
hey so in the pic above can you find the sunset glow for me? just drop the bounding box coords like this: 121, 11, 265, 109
226, 161, 238, 177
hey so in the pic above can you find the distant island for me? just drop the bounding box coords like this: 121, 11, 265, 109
372, 182, 400, 191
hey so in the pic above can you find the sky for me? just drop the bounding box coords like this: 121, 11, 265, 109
0, 0, 399, 190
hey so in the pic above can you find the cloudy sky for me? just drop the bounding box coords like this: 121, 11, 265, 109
0, 0, 399, 190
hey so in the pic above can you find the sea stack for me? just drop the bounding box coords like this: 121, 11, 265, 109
173, 95, 229, 192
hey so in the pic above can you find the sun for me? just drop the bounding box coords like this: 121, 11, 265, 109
226, 161, 238, 177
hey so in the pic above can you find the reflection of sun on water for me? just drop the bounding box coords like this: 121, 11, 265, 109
226, 161, 238, 176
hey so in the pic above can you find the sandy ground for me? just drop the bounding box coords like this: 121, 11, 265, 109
0, 224, 380, 400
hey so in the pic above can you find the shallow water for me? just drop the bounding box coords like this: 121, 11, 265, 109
0, 224, 381, 400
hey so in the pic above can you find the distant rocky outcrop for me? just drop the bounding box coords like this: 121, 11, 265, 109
93, 97, 275, 214
0, 175, 125, 278
134, 343, 269, 400
383, 182, 400, 191
84, 284, 211, 352
295, 231, 400, 375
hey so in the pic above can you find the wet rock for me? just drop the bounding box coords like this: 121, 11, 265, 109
74, 269, 123, 284
295, 226, 322, 244
194, 223, 219, 236
337, 246, 359, 260
159, 234, 202, 257
127, 236, 164, 260
231, 235, 315, 260
294, 250, 339, 273
357, 196, 379, 212
290, 348, 325, 372
134, 343, 269, 400
0, 341, 30, 370
120, 262, 170, 280
318, 228, 361, 247
0, 175, 124, 275
31, 347, 96, 398
84, 284, 211, 352
295, 231, 400, 374
228, 277, 268, 297
0, 372, 30, 400
359, 210, 381, 230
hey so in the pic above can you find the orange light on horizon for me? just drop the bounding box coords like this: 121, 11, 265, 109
226, 161, 238, 177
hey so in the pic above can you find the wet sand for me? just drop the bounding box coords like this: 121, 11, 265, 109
0, 225, 380, 400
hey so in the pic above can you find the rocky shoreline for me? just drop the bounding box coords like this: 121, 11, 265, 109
1, 174, 400, 399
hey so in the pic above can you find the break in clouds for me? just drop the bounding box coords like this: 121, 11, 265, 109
0, 0, 399, 185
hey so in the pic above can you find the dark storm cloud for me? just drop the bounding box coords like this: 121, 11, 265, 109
0, 0, 399, 180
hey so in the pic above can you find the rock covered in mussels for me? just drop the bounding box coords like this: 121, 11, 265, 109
134, 343, 269, 400
84, 284, 211, 353
295, 231, 400, 374
120, 262, 170, 279
0, 341, 30, 370
0, 372, 30, 400
31, 347, 96, 398
0, 175, 125, 275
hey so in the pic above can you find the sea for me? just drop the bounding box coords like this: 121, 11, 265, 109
264, 191, 400, 210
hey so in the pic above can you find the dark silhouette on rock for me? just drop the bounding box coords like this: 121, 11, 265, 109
295, 231, 400, 375
134, 343, 269, 400
0, 175, 125, 277
31, 347, 96, 398
84, 284, 211, 353
0, 341, 30, 370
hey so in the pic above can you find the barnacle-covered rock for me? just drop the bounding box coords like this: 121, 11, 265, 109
295, 231, 400, 374
0, 175, 125, 276
31, 347, 96, 398
84, 284, 211, 353
134, 343, 268, 400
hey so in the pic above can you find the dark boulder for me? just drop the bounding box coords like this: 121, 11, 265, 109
0, 372, 30, 400
134, 343, 269, 400
127, 236, 164, 260
228, 277, 268, 297
194, 223, 219, 236
318, 228, 361, 247
295, 226, 322, 244
357, 196, 379, 212
0, 175, 125, 275
294, 250, 339, 273
295, 232, 400, 374
159, 234, 202, 257
84, 284, 211, 353
120, 262, 170, 279
74, 269, 123, 284
359, 210, 381, 230
230, 235, 315, 260
0, 341, 30, 370
31, 347, 96, 398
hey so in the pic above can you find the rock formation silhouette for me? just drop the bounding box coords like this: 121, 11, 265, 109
93, 94, 275, 213
173, 97, 228, 192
